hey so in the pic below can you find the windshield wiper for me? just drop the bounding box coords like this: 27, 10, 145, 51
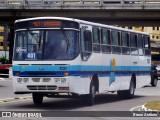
62, 29, 70, 54
28, 31, 39, 43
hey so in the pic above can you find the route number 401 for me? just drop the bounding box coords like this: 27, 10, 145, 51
27, 53, 36, 59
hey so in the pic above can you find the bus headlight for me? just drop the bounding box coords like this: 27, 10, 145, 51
54, 78, 60, 83
17, 78, 22, 83
23, 78, 29, 83
43, 78, 51, 82
61, 78, 67, 83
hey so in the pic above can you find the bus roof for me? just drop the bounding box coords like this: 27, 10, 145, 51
15, 17, 149, 35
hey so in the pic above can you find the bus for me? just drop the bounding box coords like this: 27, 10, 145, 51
13, 17, 151, 105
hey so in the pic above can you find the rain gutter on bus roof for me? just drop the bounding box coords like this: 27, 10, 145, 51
15, 17, 149, 35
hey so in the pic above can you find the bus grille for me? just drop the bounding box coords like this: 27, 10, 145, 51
27, 85, 57, 90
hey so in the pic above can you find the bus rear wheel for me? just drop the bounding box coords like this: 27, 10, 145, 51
151, 75, 158, 87
32, 93, 43, 105
117, 79, 135, 99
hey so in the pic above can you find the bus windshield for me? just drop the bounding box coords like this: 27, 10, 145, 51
13, 29, 79, 61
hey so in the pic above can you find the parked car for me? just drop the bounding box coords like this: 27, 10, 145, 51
151, 64, 158, 87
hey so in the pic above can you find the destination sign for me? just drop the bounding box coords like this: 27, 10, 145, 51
32, 21, 61, 27
15, 19, 79, 30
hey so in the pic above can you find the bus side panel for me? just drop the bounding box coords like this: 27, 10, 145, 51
119, 55, 132, 90
100, 53, 111, 92
69, 76, 89, 95
107, 55, 121, 91
136, 55, 151, 88
98, 77, 109, 93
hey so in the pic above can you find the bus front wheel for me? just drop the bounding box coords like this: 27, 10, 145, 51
86, 81, 96, 106
32, 93, 43, 105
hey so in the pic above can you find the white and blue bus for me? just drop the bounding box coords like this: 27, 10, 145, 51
13, 17, 151, 105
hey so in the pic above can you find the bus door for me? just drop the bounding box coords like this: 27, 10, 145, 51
80, 24, 93, 92
80, 24, 92, 63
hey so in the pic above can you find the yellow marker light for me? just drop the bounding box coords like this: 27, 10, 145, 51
89, 76, 92, 79
64, 72, 69, 76
15, 72, 20, 76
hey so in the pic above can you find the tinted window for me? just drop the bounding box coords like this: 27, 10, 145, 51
111, 30, 120, 46
144, 35, 151, 56
111, 30, 121, 54
121, 32, 129, 47
130, 33, 138, 55
101, 29, 111, 53
93, 28, 100, 52
138, 34, 144, 56
13, 30, 79, 61
101, 29, 111, 44
138, 35, 143, 48
144, 36, 150, 49
130, 34, 137, 48
121, 32, 130, 55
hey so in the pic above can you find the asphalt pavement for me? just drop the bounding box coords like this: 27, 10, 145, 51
0, 78, 160, 120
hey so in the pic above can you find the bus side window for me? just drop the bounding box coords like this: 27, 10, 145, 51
101, 28, 111, 53
81, 28, 92, 61
144, 35, 151, 56
138, 34, 144, 56
130, 33, 138, 55
121, 32, 130, 55
111, 30, 121, 54
93, 27, 101, 52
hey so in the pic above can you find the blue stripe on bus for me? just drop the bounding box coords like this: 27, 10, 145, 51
12, 65, 151, 77
13, 65, 151, 71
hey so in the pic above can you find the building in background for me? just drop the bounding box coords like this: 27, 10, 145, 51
0, 25, 9, 59
133, 27, 160, 42
0, 26, 4, 50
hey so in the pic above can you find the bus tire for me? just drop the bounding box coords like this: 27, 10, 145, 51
151, 75, 158, 87
32, 93, 43, 105
86, 81, 96, 106
117, 78, 135, 99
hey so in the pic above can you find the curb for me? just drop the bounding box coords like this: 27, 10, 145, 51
0, 96, 32, 103
141, 103, 158, 112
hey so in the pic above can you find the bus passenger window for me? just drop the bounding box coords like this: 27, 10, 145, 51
111, 30, 121, 54
130, 33, 138, 55
93, 28, 101, 52
121, 32, 130, 55
101, 29, 111, 53
81, 29, 92, 61
144, 35, 151, 56
138, 34, 144, 56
